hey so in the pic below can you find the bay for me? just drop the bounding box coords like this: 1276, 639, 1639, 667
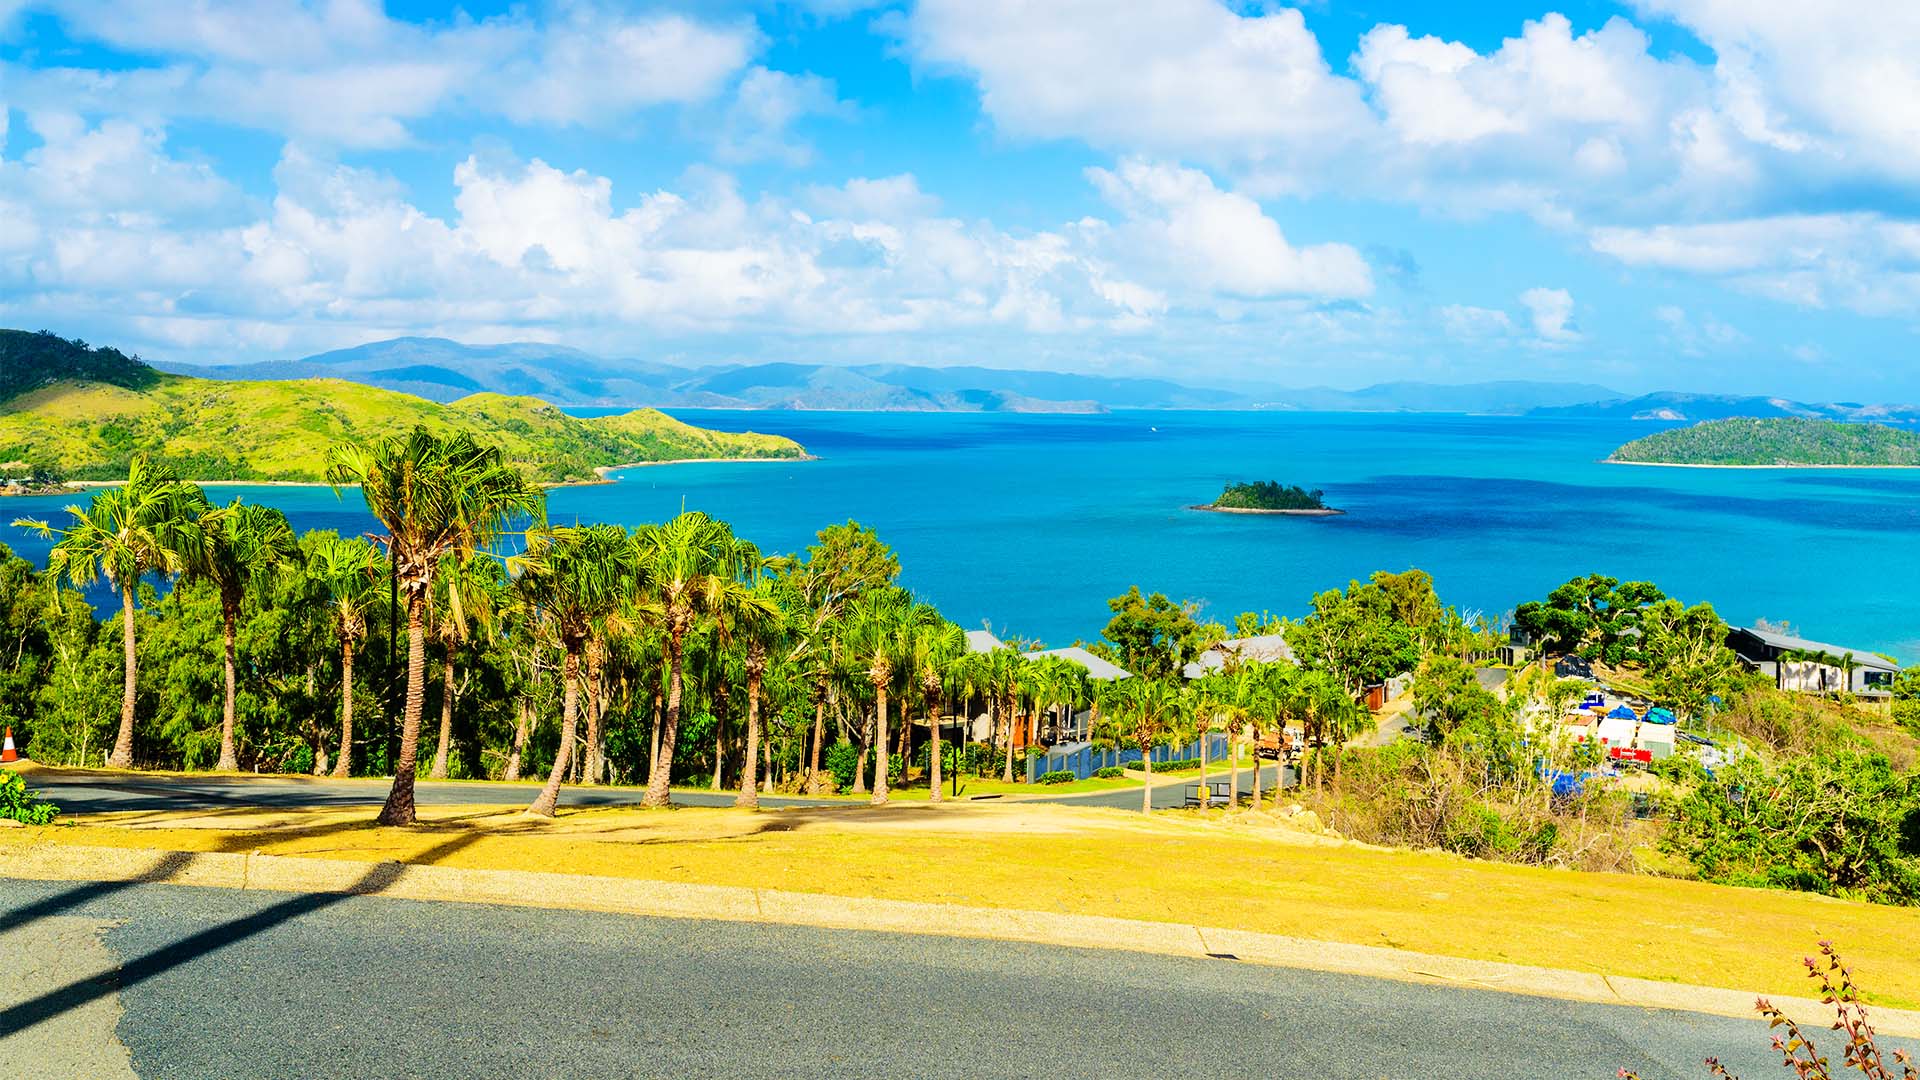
7, 409, 1919, 661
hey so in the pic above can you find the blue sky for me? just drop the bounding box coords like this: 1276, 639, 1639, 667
1, 1, 1916, 399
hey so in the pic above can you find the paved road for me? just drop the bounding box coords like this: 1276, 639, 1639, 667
19, 765, 1289, 815
0, 878, 1855, 1080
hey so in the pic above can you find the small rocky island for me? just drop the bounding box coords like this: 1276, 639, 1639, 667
1195, 481, 1344, 516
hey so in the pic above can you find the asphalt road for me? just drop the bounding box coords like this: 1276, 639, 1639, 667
0, 878, 1857, 1080
19, 764, 1289, 815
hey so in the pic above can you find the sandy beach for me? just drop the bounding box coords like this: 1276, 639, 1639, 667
1607, 459, 1920, 470
1190, 504, 1345, 516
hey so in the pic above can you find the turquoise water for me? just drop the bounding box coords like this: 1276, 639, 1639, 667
9, 410, 1920, 660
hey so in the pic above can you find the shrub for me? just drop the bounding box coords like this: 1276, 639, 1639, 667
824, 741, 862, 793
0, 771, 58, 825
1036, 770, 1076, 785
1094, 765, 1125, 779
1155, 757, 1202, 772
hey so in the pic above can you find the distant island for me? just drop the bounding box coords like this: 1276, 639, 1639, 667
0, 330, 806, 485
1195, 481, 1343, 515
1609, 417, 1920, 468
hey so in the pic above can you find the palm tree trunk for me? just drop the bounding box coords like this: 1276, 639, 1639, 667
331, 640, 354, 778
582, 644, 605, 785
1251, 725, 1264, 807
852, 710, 869, 794
375, 589, 428, 826
642, 625, 686, 808
1227, 726, 1241, 808
216, 601, 240, 772
871, 684, 891, 805
1140, 747, 1153, 815
737, 663, 763, 809
430, 646, 456, 780
528, 647, 580, 817
109, 584, 138, 770
504, 694, 530, 783
928, 690, 944, 804
1197, 721, 1209, 806
711, 721, 724, 790
807, 690, 826, 793
1001, 698, 1017, 783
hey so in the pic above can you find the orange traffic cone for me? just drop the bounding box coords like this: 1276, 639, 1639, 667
0, 727, 17, 762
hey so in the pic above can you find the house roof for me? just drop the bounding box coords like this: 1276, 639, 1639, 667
1029, 646, 1132, 681
1730, 626, 1900, 671
964, 629, 1006, 654
1181, 634, 1294, 679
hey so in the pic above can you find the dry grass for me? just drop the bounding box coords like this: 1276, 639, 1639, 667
22, 798, 1920, 1010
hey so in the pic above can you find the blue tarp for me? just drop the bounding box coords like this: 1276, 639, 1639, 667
1644, 707, 1677, 725
1606, 705, 1638, 720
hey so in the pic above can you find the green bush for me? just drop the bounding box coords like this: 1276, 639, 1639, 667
1093, 765, 1125, 779
824, 741, 862, 792
0, 771, 58, 825
1036, 770, 1076, 785
1155, 757, 1202, 772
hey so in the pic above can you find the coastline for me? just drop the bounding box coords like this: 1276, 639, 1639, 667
1607, 459, 1920, 470
47, 454, 815, 492
1190, 504, 1345, 516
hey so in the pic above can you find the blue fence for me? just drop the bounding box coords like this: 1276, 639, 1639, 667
1025, 733, 1233, 782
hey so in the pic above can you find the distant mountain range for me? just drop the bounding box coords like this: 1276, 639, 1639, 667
153, 336, 1920, 419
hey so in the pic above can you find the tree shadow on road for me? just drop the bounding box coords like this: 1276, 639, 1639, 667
0, 831, 484, 1037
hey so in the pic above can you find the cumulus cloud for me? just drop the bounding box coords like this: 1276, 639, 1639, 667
3, 2, 761, 147
1591, 214, 1920, 314
1086, 159, 1372, 299
1520, 287, 1578, 342
1438, 304, 1515, 340
715, 67, 849, 165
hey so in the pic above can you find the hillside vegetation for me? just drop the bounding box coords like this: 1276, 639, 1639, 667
1210, 481, 1329, 511
0, 333, 804, 483
1610, 417, 1920, 467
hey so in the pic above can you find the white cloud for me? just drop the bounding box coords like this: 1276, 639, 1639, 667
4, 3, 762, 147
715, 67, 848, 165
1438, 304, 1515, 340
1520, 287, 1578, 341
1654, 304, 1744, 355
1591, 213, 1920, 314
1086, 159, 1372, 299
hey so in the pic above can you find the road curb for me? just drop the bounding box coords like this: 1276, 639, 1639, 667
5, 837, 1916, 1037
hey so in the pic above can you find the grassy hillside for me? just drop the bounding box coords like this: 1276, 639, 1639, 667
1611, 417, 1920, 466
0, 338, 804, 483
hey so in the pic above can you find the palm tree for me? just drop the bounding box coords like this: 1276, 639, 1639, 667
510, 524, 640, 818
188, 500, 301, 772
732, 566, 788, 809
428, 554, 505, 780
636, 512, 762, 809
327, 427, 544, 826
942, 649, 989, 790
306, 532, 382, 778
1094, 677, 1189, 814
908, 616, 965, 803
14, 457, 208, 769
847, 587, 914, 805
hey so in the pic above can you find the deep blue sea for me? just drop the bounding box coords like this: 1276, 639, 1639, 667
9, 410, 1920, 661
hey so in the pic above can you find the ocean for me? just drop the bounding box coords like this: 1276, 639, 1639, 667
8, 410, 1920, 661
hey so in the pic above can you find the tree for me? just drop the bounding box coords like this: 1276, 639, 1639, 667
1094, 677, 1190, 814
800, 521, 899, 609
732, 565, 789, 809
1642, 598, 1741, 722
1100, 586, 1203, 681
327, 427, 545, 825
510, 524, 640, 818
428, 554, 506, 780
1409, 655, 1502, 745
636, 512, 763, 809
847, 587, 918, 805
907, 615, 965, 803
305, 532, 382, 778
1512, 574, 1666, 663
1285, 579, 1419, 699
188, 500, 301, 772
13, 457, 209, 769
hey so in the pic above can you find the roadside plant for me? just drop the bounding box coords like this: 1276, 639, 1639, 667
0, 770, 58, 824
1619, 940, 1914, 1080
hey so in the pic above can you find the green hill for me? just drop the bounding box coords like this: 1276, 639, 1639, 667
1610, 417, 1920, 467
0, 333, 805, 483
